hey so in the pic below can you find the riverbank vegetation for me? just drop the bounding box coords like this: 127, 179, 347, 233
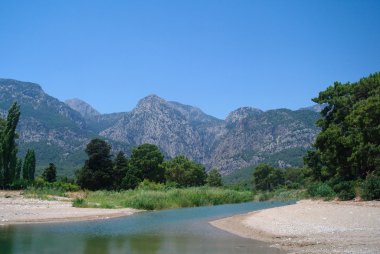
73, 183, 252, 210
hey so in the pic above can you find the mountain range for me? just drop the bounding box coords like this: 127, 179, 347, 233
0, 78, 320, 176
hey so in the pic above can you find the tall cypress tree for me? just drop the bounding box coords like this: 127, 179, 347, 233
15, 158, 22, 181
23, 149, 36, 181
1, 102, 21, 187
28, 150, 36, 181
0, 118, 6, 187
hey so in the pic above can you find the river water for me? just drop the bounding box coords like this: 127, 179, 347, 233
0, 201, 293, 254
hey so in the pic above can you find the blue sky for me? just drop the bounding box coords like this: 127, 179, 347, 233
0, 0, 379, 119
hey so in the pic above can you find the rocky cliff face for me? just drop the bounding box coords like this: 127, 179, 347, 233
0, 79, 320, 175
100, 95, 223, 163
99, 96, 320, 174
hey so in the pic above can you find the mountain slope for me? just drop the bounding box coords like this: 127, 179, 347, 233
1, 78, 320, 176
65, 98, 100, 119
0, 79, 92, 174
100, 95, 224, 162
209, 108, 319, 174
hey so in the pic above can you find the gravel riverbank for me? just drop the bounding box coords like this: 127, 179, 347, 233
210, 200, 380, 254
0, 191, 139, 225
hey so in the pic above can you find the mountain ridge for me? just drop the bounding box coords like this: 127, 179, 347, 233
0, 79, 320, 175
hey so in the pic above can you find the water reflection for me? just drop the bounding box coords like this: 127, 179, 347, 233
0, 201, 292, 254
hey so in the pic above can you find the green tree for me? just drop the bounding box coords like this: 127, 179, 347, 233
14, 158, 22, 181
305, 72, 380, 181
113, 151, 129, 189
121, 169, 141, 190
23, 149, 36, 181
1, 102, 21, 187
76, 138, 114, 190
253, 163, 285, 191
206, 168, 223, 187
0, 117, 6, 186
129, 144, 165, 183
42, 163, 57, 183
163, 155, 207, 187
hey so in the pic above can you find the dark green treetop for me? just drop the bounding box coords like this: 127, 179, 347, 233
163, 155, 207, 187
129, 144, 165, 183
76, 138, 114, 190
42, 163, 57, 183
206, 168, 223, 187
306, 72, 380, 180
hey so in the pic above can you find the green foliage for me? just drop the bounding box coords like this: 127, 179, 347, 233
72, 198, 87, 207
207, 168, 223, 187
121, 170, 141, 190
42, 163, 57, 183
113, 151, 129, 189
307, 182, 336, 200
306, 72, 380, 182
23, 149, 36, 180
73, 187, 253, 210
129, 144, 165, 183
222, 166, 254, 188
137, 179, 167, 191
361, 173, 380, 200
270, 188, 309, 201
76, 138, 114, 190
253, 163, 285, 191
0, 102, 21, 188
9, 179, 29, 190
24, 178, 80, 199
163, 155, 207, 187
331, 180, 356, 201
15, 158, 22, 181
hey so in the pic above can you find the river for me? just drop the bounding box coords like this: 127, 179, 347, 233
0, 201, 293, 254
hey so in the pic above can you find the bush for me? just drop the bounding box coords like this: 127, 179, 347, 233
361, 173, 380, 200
333, 181, 356, 201
307, 182, 336, 199
137, 179, 166, 191
9, 179, 30, 190
257, 192, 273, 201
72, 198, 87, 207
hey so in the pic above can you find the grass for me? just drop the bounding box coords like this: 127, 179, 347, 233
256, 188, 309, 201
24, 186, 67, 200
72, 187, 254, 210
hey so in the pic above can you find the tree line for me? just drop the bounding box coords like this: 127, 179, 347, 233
253, 72, 380, 200
0, 102, 37, 189
76, 139, 222, 190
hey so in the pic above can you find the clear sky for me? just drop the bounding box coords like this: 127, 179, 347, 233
0, 0, 379, 119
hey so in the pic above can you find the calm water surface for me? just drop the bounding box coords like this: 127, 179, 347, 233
0, 201, 293, 254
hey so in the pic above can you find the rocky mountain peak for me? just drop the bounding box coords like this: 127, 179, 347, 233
226, 107, 263, 123
65, 98, 100, 119
138, 94, 165, 105
134, 94, 169, 113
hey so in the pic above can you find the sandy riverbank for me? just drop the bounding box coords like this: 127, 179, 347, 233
0, 191, 140, 225
211, 200, 380, 254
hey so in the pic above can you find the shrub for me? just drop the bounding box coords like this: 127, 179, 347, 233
72, 198, 87, 207
361, 173, 380, 200
257, 192, 273, 201
307, 182, 336, 199
137, 179, 166, 191
333, 181, 356, 201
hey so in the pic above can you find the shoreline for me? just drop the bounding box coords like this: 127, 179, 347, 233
210, 200, 380, 254
0, 191, 140, 226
